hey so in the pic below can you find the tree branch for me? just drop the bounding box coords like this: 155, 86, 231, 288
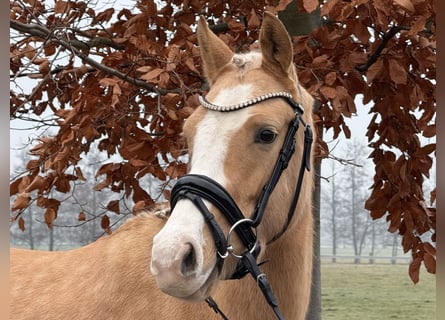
327, 154, 363, 167
10, 20, 181, 96
356, 25, 410, 72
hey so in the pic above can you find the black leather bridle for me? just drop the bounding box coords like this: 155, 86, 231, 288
170, 91, 313, 320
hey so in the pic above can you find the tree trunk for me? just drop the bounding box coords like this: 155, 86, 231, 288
308, 158, 322, 319
29, 208, 34, 250
391, 233, 398, 265
87, 190, 98, 245
331, 161, 337, 263
276, 3, 322, 319
351, 166, 360, 264
278, 1, 321, 36
358, 218, 370, 258
49, 227, 54, 251
370, 222, 375, 264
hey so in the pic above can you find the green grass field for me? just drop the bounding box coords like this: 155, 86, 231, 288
321, 263, 436, 320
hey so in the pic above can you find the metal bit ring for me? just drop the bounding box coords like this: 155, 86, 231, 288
226, 218, 258, 259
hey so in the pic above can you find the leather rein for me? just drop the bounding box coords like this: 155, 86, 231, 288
170, 91, 313, 320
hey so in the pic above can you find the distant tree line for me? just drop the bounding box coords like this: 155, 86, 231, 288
10, 146, 162, 250
320, 138, 435, 265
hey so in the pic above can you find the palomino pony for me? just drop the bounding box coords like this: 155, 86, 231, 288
10, 12, 315, 320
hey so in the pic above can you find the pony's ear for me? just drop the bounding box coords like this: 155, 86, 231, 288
197, 16, 233, 84
260, 12, 293, 76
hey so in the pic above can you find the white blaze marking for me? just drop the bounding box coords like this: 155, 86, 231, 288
152, 83, 254, 272
190, 84, 254, 181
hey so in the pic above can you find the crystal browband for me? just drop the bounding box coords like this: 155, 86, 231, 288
198, 91, 304, 114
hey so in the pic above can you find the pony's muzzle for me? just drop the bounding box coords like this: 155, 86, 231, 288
180, 243, 197, 276
151, 241, 198, 283
151, 223, 212, 300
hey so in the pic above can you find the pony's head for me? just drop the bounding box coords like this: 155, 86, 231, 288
151, 12, 314, 301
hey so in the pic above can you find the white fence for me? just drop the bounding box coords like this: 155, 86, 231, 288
320, 255, 411, 264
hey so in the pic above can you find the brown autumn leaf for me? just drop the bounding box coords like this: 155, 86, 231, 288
125, 141, 146, 154
18, 217, 25, 232
248, 9, 261, 29
311, 54, 329, 66
101, 215, 110, 230
158, 71, 170, 87
409, 256, 421, 283
10, 177, 23, 196
78, 212, 87, 221
302, 0, 319, 13
22, 44, 36, 60
130, 159, 150, 167
388, 59, 407, 85
341, 122, 351, 139
413, 143, 435, 157
44, 43, 56, 56
166, 45, 180, 71
75, 167, 87, 181
54, 177, 71, 193
319, 86, 337, 99
423, 252, 436, 274
320, 0, 340, 16
107, 200, 120, 214
403, 210, 415, 233
25, 176, 46, 193
324, 72, 337, 86
422, 124, 435, 138
136, 66, 154, 73
430, 188, 436, 205
423, 242, 436, 256
92, 8, 115, 24
12, 193, 31, 211
394, 0, 415, 13
366, 59, 384, 82
94, 178, 112, 192
407, 16, 427, 36
96, 163, 122, 177
184, 57, 200, 74
365, 191, 388, 219
275, 0, 293, 11
132, 200, 147, 214
388, 208, 402, 233
167, 108, 179, 120
45, 208, 56, 228
38, 59, 50, 74
227, 19, 245, 33
26, 159, 40, 171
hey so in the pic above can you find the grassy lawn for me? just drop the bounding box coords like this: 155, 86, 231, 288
321, 263, 436, 320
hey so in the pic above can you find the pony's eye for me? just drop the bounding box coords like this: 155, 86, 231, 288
256, 129, 277, 144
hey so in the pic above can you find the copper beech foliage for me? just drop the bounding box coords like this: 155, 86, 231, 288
10, 0, 435, 282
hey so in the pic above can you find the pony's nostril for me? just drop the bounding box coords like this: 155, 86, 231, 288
181, 244, 196, 276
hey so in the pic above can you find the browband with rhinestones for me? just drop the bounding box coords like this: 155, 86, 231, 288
198, 91, 304, 114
